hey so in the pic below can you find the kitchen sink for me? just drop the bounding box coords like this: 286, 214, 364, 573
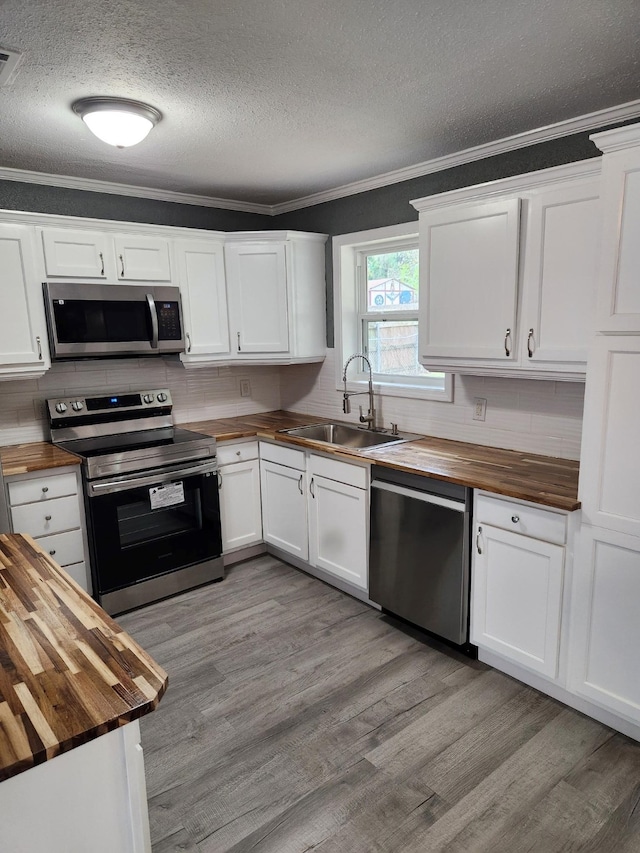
281, 422, 418, 449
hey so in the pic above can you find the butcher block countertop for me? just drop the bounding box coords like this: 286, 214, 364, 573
182, 411, 580, 512
0, 442, 81, 477
0, 534, 167, 783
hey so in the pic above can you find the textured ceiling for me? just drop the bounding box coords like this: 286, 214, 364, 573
1, 0, 639, 205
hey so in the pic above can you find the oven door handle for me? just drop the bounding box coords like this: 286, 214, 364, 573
146, 293, 159, 349
86, 460, 218, 496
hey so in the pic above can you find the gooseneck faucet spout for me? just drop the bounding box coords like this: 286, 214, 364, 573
342, 353, 376, 430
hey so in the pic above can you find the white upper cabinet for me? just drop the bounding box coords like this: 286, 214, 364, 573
41, 227, 111, 279
520, 180, 600, 370
0, 224, 50, 379
225, 241, 289, 353
175, 238, 230, 362
113, 235, 171, 282
40, 227, 171, 282
223, 231, 327, 363
418, 198, 521, 362
591, 126, 640, 332
412, 161, 602, 379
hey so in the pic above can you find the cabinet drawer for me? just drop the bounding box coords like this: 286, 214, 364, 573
8, 471, 78, 506
11, 495, 81, 538
218, 440, 259, 466
37, 529, 84, 567
476, 493, 566, 545
63, 561, 90, 592
259, 441, 305, 471
308, 454, 368, 490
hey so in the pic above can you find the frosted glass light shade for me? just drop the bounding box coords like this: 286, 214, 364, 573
72, 98, 162, 148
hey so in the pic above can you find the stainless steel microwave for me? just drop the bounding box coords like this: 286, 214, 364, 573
43, 282, 185, 360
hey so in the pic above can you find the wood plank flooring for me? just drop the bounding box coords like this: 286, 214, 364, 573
118, 555, 640, 853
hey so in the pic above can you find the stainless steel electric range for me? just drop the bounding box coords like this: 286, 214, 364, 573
48, 389, 223, 615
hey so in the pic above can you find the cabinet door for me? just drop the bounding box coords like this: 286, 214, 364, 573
114, 235, 171, 281
595, 145, 640, 332
219, 460, 262, 551
471, 523, 564, 678
175, 239, 230, 357
521, 182, 600, 368
579, 336, 640, 536
419, 198, 520, 361
308, 474, 368, 590
568, 525, 640, 722
225, 242, 289, 353
41, 227, 110, 278
0, 224, 49, 371
260, 460, 307, 559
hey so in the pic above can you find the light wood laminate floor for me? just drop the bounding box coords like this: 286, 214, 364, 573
119, 555, 640, 853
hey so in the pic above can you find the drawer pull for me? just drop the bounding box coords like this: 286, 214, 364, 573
45, 515, 52, 521
42, 486, 49, 493
504, 328, 512, 357
236, 450, 241, 456
511, 515, 520, 523
49, 550, 56, 556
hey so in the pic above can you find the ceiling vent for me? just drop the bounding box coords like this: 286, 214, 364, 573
0, 47, 23, 87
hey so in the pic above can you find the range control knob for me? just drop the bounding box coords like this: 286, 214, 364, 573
71, 401, 84, 412
142, 393, 155, 404
157, 392, 168, 403
55, 402, 68, 414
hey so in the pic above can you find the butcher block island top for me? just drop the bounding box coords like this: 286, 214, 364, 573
0, 534, 167, 783
182, 410, 580, 511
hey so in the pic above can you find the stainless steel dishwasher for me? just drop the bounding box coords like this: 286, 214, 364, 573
369, 465, 474, 651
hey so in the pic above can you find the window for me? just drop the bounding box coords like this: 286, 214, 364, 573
334, 223, 452, 401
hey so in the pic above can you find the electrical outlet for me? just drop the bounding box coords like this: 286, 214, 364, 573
473, 397, 487, 421
240, 379, 251, 398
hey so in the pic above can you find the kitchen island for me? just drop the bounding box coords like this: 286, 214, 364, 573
0, 533, 168, 853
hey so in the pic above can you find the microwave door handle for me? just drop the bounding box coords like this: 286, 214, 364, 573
146, 293, 159, 349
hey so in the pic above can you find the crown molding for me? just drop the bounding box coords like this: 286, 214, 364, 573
270, 98, 640, 215
1, 99, 639, 217
590, 124, 640, 154
0, 166, 273, 215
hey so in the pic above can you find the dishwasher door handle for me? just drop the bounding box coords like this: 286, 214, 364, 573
371, 480, 465, 512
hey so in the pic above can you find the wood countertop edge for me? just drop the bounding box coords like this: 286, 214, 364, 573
0, 534, 168, 784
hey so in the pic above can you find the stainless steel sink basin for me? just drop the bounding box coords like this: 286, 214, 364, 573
282, 422, 418, 449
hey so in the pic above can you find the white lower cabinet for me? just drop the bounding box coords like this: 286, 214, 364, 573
5, 467, 91, 593
218, 441, 262, 552
568, 525, 640, 722
471, 493, 567, 679
259, 444, 308, 561
307, 455, 369, 590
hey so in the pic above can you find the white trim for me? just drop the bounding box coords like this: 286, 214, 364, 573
590, 124, 640, 154
271, 99, 640, 214
0, 100, 637, 215
411, 159, 601, 212
0, 166, 273, 215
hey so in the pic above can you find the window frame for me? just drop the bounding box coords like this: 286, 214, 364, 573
333, 223, 453, 402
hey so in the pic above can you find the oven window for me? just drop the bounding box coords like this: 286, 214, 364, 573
117, 489, 202, 548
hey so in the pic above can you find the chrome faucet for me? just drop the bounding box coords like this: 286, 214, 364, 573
342, 353, 376, 430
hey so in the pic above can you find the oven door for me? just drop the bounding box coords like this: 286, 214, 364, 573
85, 460, 221, 597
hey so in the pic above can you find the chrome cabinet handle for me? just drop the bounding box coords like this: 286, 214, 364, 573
45, 514, 52, 521
504, 328, 512, 357
49, 550, 56, 556
119, 254, 125, 277
217, 471, 222, 488
237, 332, 241, 352
42, 486, 49, 493
476, 525, 482, 555
99, 251, 104, 276
186, 332, 192, 353
309, 477, 315, 498
298, 474, 303, 495
36, 336, 43, 361
527, 328, 534, 358
236, 450, 241, 457
511, 515, 520, 524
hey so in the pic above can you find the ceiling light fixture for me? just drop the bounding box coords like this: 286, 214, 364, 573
72, 97, 162, 148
